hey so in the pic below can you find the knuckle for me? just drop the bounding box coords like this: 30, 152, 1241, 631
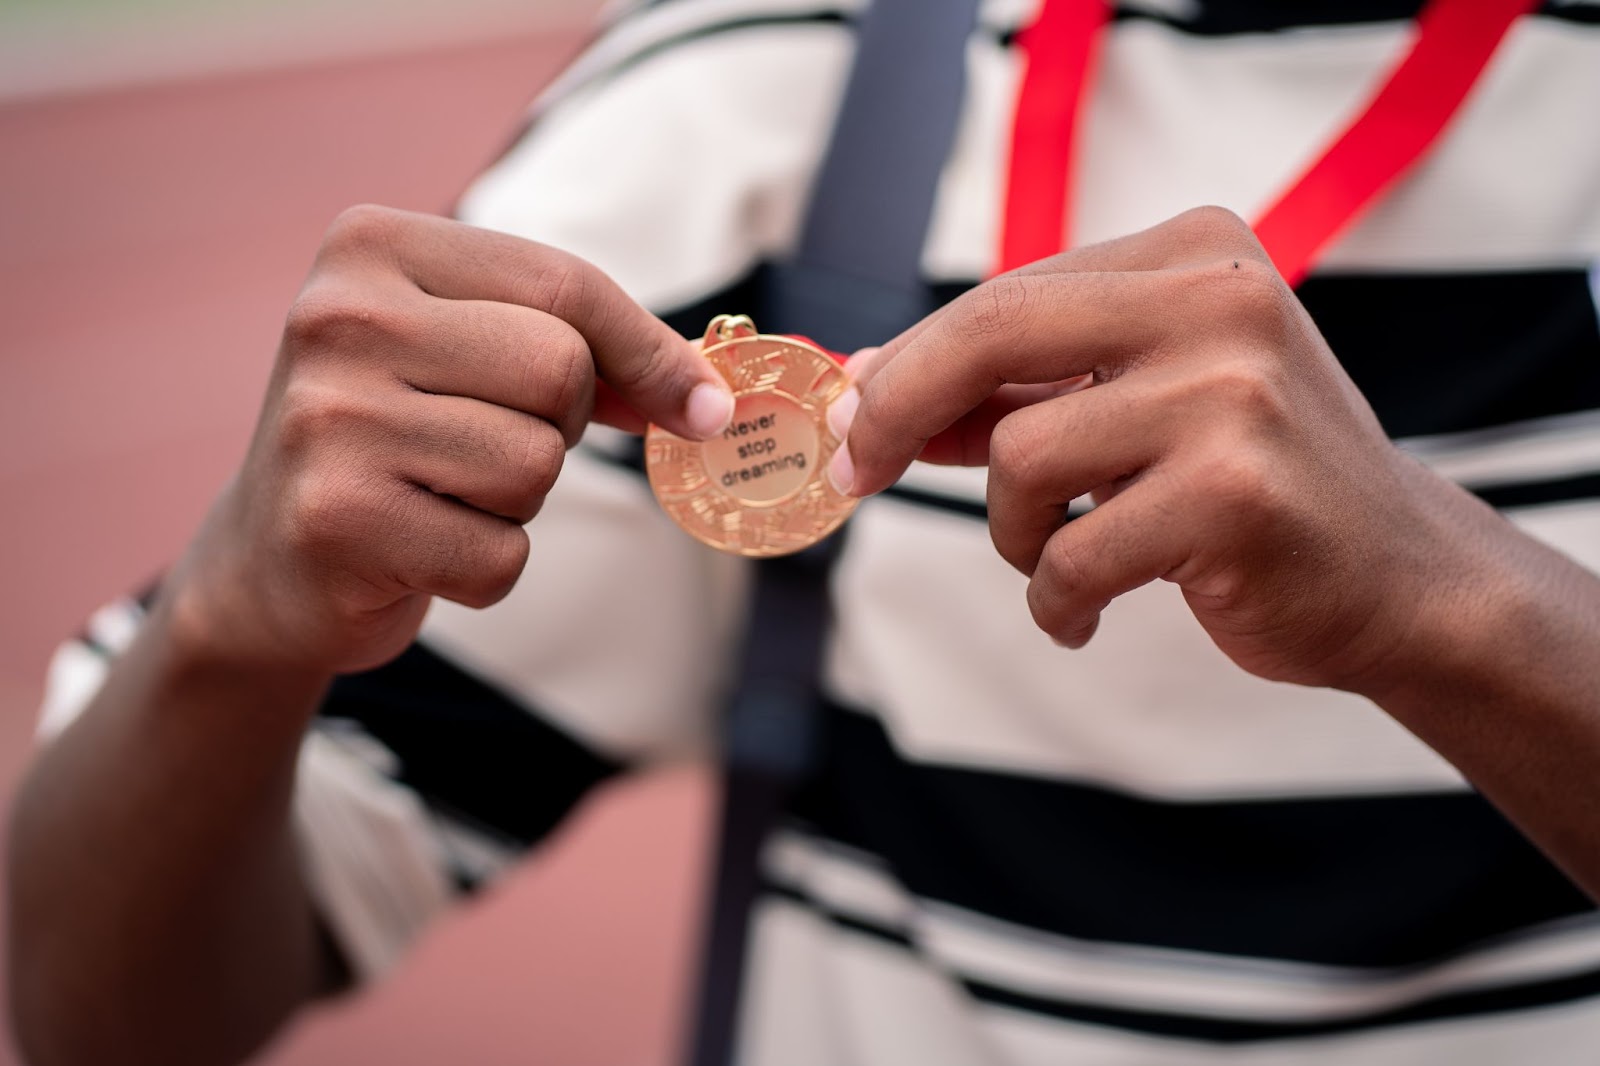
986, 508, 1042, 577
486, 527, 531, 589
456, 528, 530, 608
962, 276, 1032, 343
1176, 255, 1293, 346
1038, 531, 1093, 597
1026, 578, 1056, 634
530, 251, 599, 324
1026, 549, 1076, 636
988, 413, 1051, 491
538, 328, 595, 419
283, 292, 347, 352
1226, 251, 1280, 289
276, 379, 370, 454
322, 203, 402, 256
1194, 447, 1279, 516
1202, 358, 1280, 417
1222, 270, 1299, 348
1173, 204, 1252, 246
1224, 256, 1291, 323
507, 421, 566, 499
276, 376, 382, 454
283, 288, 406, 357
283, 470, 369, 555
609, 332, 679, 400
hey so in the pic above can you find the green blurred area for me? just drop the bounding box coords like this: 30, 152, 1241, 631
0, 0, 191, 9
0, 0, 341, 12
0, 0, 330, 36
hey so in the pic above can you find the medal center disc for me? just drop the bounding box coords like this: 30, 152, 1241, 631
700, 391, 819, 506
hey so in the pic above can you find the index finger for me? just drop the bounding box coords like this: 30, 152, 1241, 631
841, 268, 1174, 496
329, 205, 734, 441
849, 204, 1267, 397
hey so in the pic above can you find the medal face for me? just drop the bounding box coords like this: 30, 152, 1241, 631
646, 315, 858, 557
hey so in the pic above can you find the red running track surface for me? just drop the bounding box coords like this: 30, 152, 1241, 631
0, 27, 711, 1066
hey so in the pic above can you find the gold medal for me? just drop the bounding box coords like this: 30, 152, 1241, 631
646, 315, 858, 557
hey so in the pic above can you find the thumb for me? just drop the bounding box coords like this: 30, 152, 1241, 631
525, 253, 731, 441
589, 312, 734, 442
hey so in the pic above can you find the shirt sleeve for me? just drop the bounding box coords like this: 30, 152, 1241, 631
454, 0, 855, 313
34, 594, 620, 981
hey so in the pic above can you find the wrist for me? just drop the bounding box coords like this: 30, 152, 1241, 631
1355, 556, 1531, 720
86, 559, 334, 767
159, 522, 336, 689
160, 576, 323, 682
1347, 457, 1550, 719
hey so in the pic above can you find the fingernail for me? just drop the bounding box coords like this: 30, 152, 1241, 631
685, 382, 734, 439
827, 386, 860, 441
827, 440, 856, 496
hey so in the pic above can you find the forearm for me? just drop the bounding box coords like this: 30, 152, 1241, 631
7, 584, 338, 1066
1365, 463, 1600, 899
1, 208, 713, 1065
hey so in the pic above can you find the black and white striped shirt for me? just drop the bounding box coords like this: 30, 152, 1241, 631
42, 0, 1600, 1061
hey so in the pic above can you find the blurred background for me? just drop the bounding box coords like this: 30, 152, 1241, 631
0, 0, 712, 1062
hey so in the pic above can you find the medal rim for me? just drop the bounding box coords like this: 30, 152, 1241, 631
645, 325, 858, 558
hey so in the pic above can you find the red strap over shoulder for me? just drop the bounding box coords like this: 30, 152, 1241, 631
998, 0, 1109, 274
1252, 0, 1538, 287
997, 0, 1537, 285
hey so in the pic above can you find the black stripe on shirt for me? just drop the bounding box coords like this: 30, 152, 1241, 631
1471, 472, 1600, 512
319, 641, 621, 849
880, 484, 989, 520
763, 878, 917, 948
1107, 0, 1423, 36
75, 576, 162, 656
649, 267, 1600, 521
788, 701, 1595, 968
658, 267, 773, 341
1299, 269, 1600, 441
682, 265, 1600, 448
946, 270, 1600, 444
1543, 3, 1600, 26
966, 965, 1600, 1042
640, 0, 1599, 38
763, 879, 1600, 1042
1107, 2, 1600, 35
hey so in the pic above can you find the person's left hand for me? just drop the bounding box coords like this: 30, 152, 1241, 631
827, 205, 1488, 698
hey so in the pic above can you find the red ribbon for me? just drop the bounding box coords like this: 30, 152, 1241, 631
998, 0, 1539, 286
999, 0, 1109, 273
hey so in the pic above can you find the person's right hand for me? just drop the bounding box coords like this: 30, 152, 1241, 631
166, 205, 734, 676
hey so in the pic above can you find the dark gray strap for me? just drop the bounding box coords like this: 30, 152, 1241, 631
688, 3, 981, 1065
690, 540, 838, 1066
763, 0, 982, 354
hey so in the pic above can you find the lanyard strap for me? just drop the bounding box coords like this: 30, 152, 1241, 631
690, 5, 982, 1065
765, 0, 983, 353
999, 0, 1538, 284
